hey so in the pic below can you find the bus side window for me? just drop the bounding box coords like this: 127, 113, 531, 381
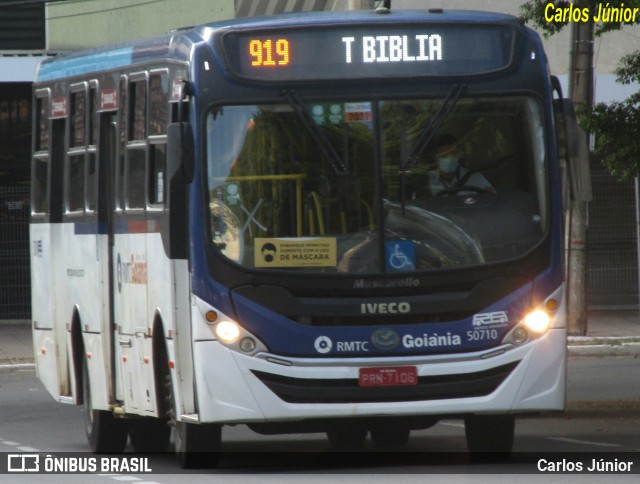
149, 144, 166, 205
35, 95, 49, 152
32, 158, 49, 214
127, 149, 146, 208
70, 90, 85, 149
126, 78, 147, 210
68, 88, 86, 213
129, 79, 147, 141
66, 85, 99, 214
86, 87, 98, 212
149, 73, 168, 136
149, 72, 168, 207
68, 154, 85, 212
117, 77, 127, 210
32, 93, 50, 214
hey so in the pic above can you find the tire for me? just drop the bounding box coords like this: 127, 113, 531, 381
464, 414, 514, 460
326, 424, 368, 450
165, 373, 222, 468
128, 417, 171, 452
370, 425, 411, 449
83, 358, 128, 453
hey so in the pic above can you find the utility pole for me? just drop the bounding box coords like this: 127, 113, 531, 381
567, 7, 594, 335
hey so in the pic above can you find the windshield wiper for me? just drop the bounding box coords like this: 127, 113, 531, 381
282, 89, 348, 175
404, 84, 467, 167
398, 84, 467, 211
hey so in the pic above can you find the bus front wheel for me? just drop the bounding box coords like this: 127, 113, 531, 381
164, 373, 221, 468
82, 359, 128, 453
464, 414, 514, 458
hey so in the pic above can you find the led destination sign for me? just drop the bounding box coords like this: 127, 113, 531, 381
222, 25, 514, 81
341, 34, 442, 64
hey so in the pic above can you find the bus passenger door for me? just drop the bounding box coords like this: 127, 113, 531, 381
32, 118, 68, 400
98, 113, 119, 405
112, 136, 150, 412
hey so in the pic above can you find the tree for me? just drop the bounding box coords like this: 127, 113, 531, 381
521, 0, 640, 178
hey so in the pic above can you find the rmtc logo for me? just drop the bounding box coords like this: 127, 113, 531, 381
313, 336, 369, 353
472, 311, 509, 327
116, 253, 148, 293
361, 302, 410, 314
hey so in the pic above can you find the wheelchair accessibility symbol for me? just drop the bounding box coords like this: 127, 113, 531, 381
385, 241, 415, 272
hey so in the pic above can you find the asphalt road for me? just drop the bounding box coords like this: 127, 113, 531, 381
1, 355, 639, 481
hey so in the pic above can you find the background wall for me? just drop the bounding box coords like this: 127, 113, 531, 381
46, 0, 234, 50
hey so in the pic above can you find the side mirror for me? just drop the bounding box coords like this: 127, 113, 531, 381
163, 122, 194, 260
554, 98, 592, 202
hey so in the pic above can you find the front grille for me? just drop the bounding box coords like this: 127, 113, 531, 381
290, 310, 477, 326
251, 361, 519, 404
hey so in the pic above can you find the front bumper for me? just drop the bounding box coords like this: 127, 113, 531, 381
191, 327, 566, 424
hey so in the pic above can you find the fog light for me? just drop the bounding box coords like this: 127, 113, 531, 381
513, 327, 528, 344
239, 337, 257, 353
523, 309, 551, 334
215, 321, 240, 343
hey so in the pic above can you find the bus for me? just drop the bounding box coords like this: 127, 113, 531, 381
31, 7, 585, 467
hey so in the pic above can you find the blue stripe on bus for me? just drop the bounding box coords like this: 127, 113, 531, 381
38, 47, 134, 82
73, 222, 108, 235
73, 220, 160, 235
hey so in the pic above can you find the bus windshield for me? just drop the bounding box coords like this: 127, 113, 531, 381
205, 95, 547, 274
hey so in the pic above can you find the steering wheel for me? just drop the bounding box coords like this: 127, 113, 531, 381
435, 185, 486, 197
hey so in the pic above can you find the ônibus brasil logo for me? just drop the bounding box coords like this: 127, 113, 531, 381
6, 454, 152, 473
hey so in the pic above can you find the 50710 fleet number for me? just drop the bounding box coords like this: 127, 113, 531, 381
467, 329, 498, 341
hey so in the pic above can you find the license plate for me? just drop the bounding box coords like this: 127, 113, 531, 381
359, 366, 418, 387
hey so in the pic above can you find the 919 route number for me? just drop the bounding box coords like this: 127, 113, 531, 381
249, 38, 290, 67
467, 329, 498, 341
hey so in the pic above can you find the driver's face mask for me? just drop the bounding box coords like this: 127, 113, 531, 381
438, 157, 459, 174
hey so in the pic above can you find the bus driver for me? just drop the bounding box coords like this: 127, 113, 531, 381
429, 135, 495, 196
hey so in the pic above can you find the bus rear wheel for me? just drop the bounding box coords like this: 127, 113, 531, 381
82, 359, 128, 453
164, 373, 221, 468
464, 414, 514, 459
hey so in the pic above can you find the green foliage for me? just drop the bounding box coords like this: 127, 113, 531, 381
521, 0, 640, 179
519, 0, 572, 37
579, 100, 640, 177
615, 52, 640, 86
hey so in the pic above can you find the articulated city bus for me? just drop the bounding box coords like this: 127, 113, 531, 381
31, 7, 584, 467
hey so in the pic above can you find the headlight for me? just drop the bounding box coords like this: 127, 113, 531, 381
195, 300, 269, 356
502, 307, 554, 346
215, 320, 241, 343
500, 288, 563, 347
522, 309, 552, 334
